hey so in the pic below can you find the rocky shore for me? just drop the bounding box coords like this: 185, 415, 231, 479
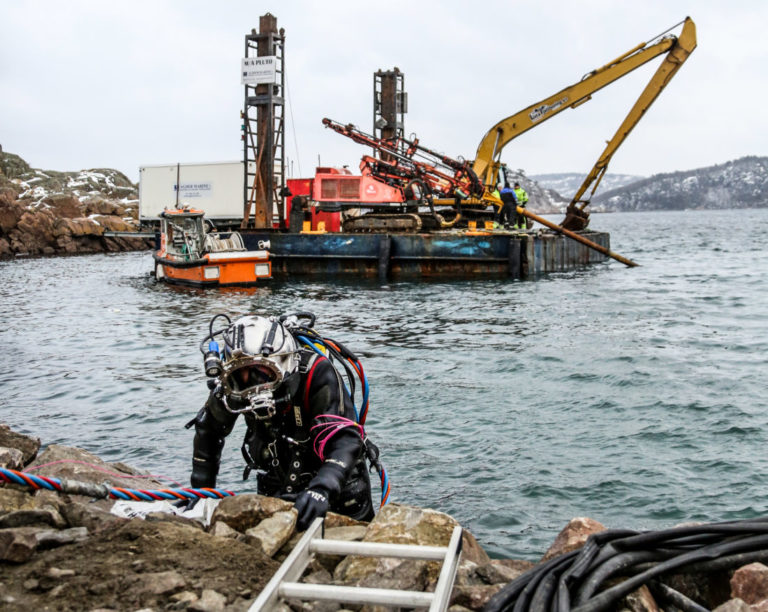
2, 423, 768, 612
0, 151, 153, 259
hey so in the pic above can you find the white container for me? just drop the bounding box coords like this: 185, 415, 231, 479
139, 161, 254, 223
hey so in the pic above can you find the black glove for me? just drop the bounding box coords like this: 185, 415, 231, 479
294, 488, 330, 531
172, 497, 199, 513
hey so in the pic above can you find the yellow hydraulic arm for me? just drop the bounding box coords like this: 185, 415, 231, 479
472, 17, 697, 228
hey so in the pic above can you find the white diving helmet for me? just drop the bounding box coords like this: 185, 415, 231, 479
218, 315, 300, 419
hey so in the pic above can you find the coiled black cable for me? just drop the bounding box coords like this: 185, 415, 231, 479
484, 516, 768, 612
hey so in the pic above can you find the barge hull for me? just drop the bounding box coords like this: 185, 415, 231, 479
241, 231, 610, 279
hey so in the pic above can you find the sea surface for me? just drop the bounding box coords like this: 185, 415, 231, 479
1, 208, 767, 560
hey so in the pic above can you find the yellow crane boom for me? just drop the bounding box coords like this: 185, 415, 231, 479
472, 17, 697, 229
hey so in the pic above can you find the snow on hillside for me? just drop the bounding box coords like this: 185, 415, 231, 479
1, 152, 138, 207
592, 156, 768, 211
530, 173, 645, 198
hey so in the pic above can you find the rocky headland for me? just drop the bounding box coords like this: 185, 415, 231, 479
3, 424, 768, 611
0, 151, 153, 259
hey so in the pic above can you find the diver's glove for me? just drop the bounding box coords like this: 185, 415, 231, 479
172, 497, 199, 513
294, 487, 330, 531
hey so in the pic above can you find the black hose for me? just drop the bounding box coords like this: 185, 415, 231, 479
649, 581, 709, 612
572, 534, 768, 612
485, 551, 580, 612
483, 517, 768, 612
209, 313, 231, 335
573, 549, 671, 604
291, 328, 360, 406
324, 339, 359, 401
516, 553, 578, 612
199, 314, 232, 354
280, 311, 316, 328
677, 548, 768, 574
613, 521, 768, 551
553, 538, 602, 612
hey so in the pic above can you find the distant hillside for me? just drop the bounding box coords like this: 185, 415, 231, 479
592, 156, 768, 212
0, 151, 137, 203
531, 172, 644, 198
0, 151, 148, 258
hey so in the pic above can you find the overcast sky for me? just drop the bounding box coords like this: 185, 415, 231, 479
1, 0, 765, 184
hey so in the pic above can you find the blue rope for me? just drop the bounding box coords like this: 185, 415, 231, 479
0, 467, 234, 501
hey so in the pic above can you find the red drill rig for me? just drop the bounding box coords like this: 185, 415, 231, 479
312, 118, 486, 232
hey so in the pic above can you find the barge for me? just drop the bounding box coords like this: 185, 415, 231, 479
240, 228, 610, 280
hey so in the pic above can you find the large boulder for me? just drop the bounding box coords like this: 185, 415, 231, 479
92, 214, 134, 232
0, 423, 40, 465
451, 584, 506, 610
42, 194, 83, 219
0, 526, 42, 563
475, 558, 535, 585
10, 208, 59, 255
209, 493, 293, 532
68, 216, 104, 236
83, 197, 123, 216
244, 509, 297, 557
540, 516, 606, 562
58, 499, 127, 533
0, 191, 25, 233
731, 563, 768, 605
0, 489, 35, 515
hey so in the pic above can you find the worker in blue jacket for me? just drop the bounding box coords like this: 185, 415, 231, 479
497, 183, 518, 229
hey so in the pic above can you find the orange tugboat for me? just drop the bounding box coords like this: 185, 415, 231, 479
153, 206, 271, 287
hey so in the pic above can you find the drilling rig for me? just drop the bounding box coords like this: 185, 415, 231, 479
314, 17, 696, 233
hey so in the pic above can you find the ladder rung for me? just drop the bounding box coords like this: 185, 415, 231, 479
248, 518, 463, 612
279, 582, 434, 607
310, 539, 448, 560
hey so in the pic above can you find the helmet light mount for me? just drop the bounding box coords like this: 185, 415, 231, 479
203, 340, 223, 378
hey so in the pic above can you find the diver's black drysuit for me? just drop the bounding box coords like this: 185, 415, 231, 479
189, 349, 374, 523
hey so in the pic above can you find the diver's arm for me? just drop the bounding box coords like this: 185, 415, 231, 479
190, 395, 237, 488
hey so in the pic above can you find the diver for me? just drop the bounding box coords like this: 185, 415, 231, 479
186, 312, 377, 530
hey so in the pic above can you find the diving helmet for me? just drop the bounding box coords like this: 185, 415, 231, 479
216, 315, 300, 418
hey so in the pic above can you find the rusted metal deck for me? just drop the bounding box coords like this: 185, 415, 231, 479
240, 230, 610, 280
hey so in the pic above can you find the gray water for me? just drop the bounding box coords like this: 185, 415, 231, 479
1, 208, 767, 560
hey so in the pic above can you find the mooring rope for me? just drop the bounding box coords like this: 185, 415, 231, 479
0, 467, 234, 502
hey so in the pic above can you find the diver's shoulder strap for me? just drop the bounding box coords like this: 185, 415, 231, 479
298, 347, 320, 374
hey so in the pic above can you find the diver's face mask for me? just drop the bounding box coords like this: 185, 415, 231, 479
204, 315, 302, 420
220, 357, 284, 419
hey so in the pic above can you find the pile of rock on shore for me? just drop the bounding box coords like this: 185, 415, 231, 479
2, 422, 768, 612
0, 151, 153, 259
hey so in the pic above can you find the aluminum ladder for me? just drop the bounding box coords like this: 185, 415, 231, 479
249, 517, 463, 611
